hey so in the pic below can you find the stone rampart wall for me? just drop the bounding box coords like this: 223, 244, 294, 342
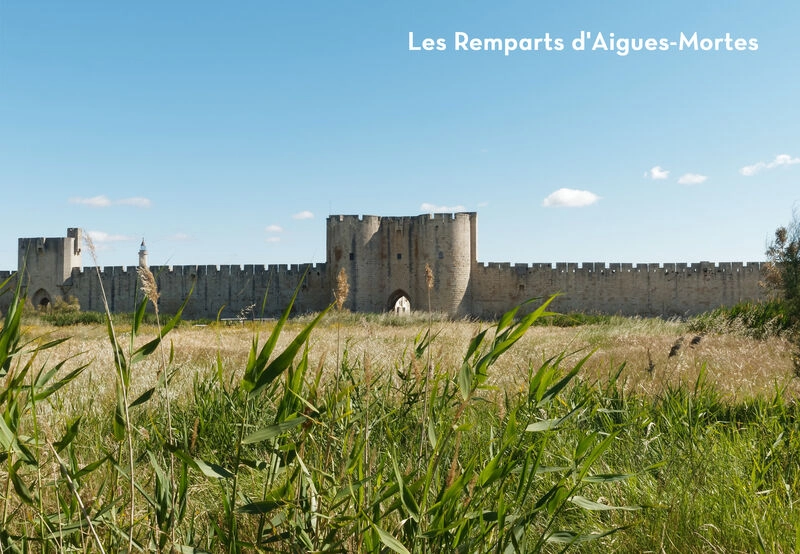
469, 261, 766, 317
66, 263, 330, 319
2, 219, 771, 320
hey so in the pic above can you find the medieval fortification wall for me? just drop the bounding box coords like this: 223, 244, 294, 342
65, 263, 330, 320
1, 213, 767, 319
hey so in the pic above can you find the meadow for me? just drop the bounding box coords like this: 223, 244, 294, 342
1, 281, 799, 552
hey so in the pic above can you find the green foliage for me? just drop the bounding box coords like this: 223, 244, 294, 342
689, 299, 793, 338
34, 308, 188, 327
765, 212, 800, 325
532, 311, 618, 327
2, 274, 800, 552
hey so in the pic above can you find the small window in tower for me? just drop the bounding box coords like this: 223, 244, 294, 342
349, 253, 354, 261
397, 253, 402, 260
438, 251, 444, 259
519, 284, 525, 292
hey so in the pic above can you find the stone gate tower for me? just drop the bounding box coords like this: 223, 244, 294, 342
17, 228, 82, 308
326, 213, 477, 315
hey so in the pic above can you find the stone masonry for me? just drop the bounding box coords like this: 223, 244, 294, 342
0, 213, 766, 319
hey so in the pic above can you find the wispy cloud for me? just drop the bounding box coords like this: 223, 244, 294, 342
644, 166, 670, 180
420, 203, 466, 213
70, 195, 112, 207
265, 237, 281, 243
117, 196, 152, 208
292, 210, 314, 220
265, 224, 283, 233
70, 195, 152, 208
542, 188, 600, 208
677, 173, 708, 185
87, 230, 134, 243
167, 232, 191, 241
740, 154, 800, 176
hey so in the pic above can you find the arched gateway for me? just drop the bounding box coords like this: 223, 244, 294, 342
387, 289, 411, 314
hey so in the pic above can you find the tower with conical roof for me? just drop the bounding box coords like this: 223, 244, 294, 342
138, 238, 148, 268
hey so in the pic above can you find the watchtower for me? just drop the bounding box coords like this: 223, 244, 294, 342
139, 239, 148, 268
18, 228, 83, 308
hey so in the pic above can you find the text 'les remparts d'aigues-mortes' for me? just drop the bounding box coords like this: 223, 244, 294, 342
408, 31, 759, 57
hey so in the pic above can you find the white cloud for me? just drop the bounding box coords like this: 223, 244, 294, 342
677, 173, 708, 185
477, 201, 489, 208
167, 232, 191, 241
420, 203, 466, 213
87, 230, 133, 243
645, 166, 670, 180
265, 237, 281, 243
69, 195, 151, 208
117, 197, 152, 208
70, 195, 112, 207
740, 153, 800, 176
542, 188, 600, 208
265, 224, 283, 233
292, 210, 314, 220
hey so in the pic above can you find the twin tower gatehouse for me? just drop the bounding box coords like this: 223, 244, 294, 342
1, 213, 766, 319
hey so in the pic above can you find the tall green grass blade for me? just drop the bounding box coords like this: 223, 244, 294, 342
0, 281, 23, 376
73, 455, 111, 480
53, 417, 82, 452
0, 417, 36, 465
391, 453, 420, 521
249, 304, 332, 397
242, 276, 306, 392
128, 387, 155, 409
242, 416, 307, 444
371, 521, 411, 554
10, 463, 34, 505
478, 452, 503, 488
536, 353, 591, 407
526, 403, 584, 432
581, 473, 635, 483
546, 528, 620, 544
132, 297, 147, 336
569, 496, 641, 511
131, 286, 194, 364
33, 362, 90, 401
31, 336, 70, 352
112, 384, 127, 441
170, 449, 234, 479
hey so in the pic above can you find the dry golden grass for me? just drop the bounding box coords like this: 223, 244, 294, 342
21, 313, 799, 424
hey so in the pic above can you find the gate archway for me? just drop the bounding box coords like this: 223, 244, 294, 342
31, 288, 52, 310
387, 289, 411, 315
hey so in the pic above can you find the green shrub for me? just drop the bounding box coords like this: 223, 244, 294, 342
689, 299, 793, 338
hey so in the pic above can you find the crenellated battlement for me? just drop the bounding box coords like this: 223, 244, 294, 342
330, 212, 475, 225
72, 262, 328, 277
477, 261, 763, 273
3, 217, 767, 319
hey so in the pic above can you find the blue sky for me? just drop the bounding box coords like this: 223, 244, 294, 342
1, 1, 798, 270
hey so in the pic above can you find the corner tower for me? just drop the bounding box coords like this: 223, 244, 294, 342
18, 228, 83, 308
326, 213, 476, 315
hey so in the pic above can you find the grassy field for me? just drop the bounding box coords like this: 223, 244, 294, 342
2, 289, 800, 552
35, 310, 798, 413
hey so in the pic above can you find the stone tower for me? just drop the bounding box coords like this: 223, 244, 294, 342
18, 228, 83, 308
326, 213, 476, 315
139, 239, 148, 268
